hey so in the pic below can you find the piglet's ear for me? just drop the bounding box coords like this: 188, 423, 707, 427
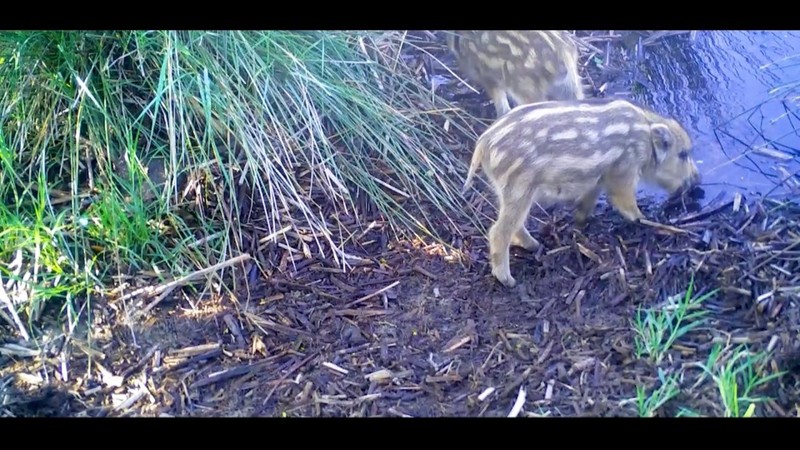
650, 123, 672, 164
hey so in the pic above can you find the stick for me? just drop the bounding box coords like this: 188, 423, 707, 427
639, 218, 690, 234
140, 253, 252, 313
344, 280, 400, 308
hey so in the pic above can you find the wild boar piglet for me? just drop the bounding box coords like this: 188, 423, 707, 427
447, 30, 585, 118
462, 97, 701, 288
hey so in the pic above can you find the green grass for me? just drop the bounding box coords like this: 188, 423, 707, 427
629, 276, 785, 417
631, 274, 716, 364
635, 343, 785, 418
694, 343, 786, 417
0, 30, 484, 340
635, 367, 681, 417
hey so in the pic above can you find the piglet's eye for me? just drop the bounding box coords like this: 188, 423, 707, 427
678, 151, 689, 160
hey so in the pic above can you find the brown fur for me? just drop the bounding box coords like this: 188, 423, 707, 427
447, 30, 585, 118
462, 98, 701, 288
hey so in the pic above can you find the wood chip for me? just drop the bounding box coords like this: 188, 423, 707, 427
365, 369, 393, 383
443, 335, 471, 353
507, 386, 527, 417
576, 243, 602, 264
544, 380, 555, 401
345, 280, 401, 308
478, 387, 495, 402
322, 361, 349, 375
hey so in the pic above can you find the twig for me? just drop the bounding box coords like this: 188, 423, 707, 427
344, 280, 400, 308
169, 343, 221, 358
412, 264, 439, 280
113, 387, 146, 412
117, 253, 251, 304
574, 37, 606, 56
639, 218, 690, 234
157, 347, 222, 374
670, 195, 733, 225
0, 343, 39, 357
140, 253, 252, 313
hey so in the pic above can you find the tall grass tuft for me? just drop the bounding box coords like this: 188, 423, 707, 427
0, 30, 484, 339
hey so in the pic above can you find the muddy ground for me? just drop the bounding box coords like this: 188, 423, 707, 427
1, 32, 799, 417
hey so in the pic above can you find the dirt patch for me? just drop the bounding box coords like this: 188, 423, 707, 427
2, 31, 799, 418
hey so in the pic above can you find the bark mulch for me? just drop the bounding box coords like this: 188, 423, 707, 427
2, 191, 798, 417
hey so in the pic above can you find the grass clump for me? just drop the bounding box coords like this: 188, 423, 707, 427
628, 277, 785, 417
0, 30, 481, 340
693, 344, 785, 417
631, 274, 716, 364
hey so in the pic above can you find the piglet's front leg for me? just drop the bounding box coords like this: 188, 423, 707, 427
606, 183, 645, 223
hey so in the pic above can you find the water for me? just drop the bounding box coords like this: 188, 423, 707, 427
629, 30, 800, 204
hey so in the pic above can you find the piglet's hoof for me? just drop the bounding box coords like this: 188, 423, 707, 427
492, 269, 516, 288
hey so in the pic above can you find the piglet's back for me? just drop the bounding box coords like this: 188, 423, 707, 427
479, 98, 654, 160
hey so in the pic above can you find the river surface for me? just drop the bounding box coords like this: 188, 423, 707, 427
630, 30, 800, 204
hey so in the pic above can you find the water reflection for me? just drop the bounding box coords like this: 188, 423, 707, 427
631, 30, 800, 202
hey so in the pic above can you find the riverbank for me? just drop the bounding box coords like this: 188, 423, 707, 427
1, 31, 798, 417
